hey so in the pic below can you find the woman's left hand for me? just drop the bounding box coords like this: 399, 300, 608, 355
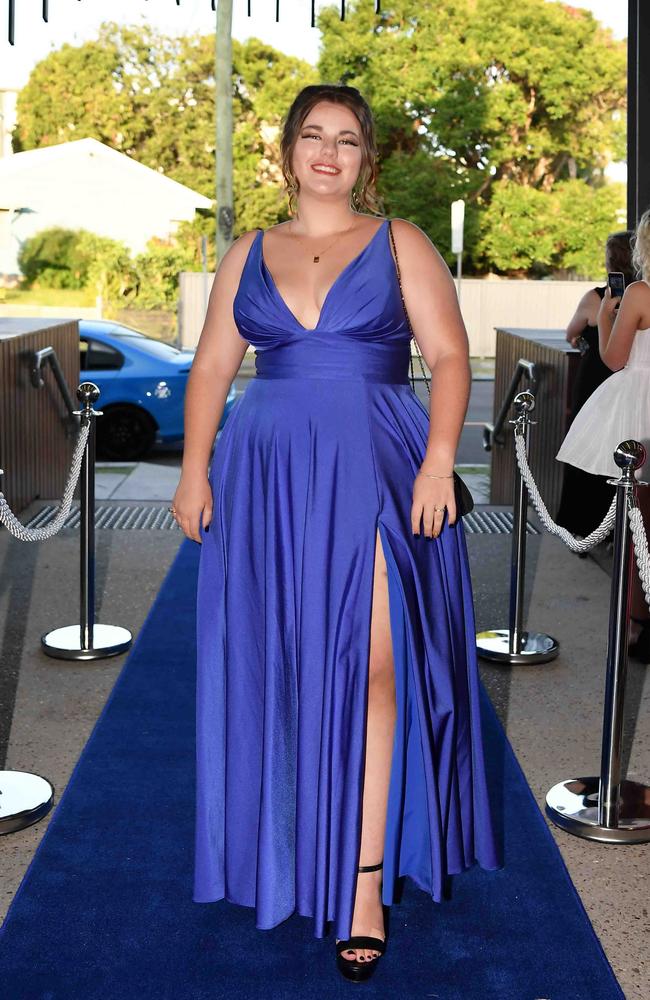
411, 471, 457, 537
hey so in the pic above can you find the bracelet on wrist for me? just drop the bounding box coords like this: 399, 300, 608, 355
419, 471, 454, 479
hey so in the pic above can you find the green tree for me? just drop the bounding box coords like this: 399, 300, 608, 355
17, 226, 138, 303
132, 238, 197, 308
83, 233, 139, 307
318, 0, 626, 274
476, 183, 557, 274
477, 179, 626, 277
17, 227, 91, 289
550, 179, 626, 277
14, 25, 317, 240
14, 7, 626, 277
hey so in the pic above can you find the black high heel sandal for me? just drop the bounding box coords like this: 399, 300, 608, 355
336, 860, 386, 982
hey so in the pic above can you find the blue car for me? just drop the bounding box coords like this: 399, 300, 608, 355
79, 320, 238, 460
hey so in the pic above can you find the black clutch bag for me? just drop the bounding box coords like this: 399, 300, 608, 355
387, 219, 474, 518
453, 471, 474, 517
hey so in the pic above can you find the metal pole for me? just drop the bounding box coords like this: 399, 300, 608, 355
508, 406, 530, 655
216, 0, 234, 262
79, 393, 95, 651
41, 383, 133, 661
456, 252, 462, 303
476, 390, 559, 665
599, 451, 636, 827
0, 479, 54, 836
546, 440, 650, 843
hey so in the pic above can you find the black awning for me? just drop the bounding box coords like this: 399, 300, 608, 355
8, 0, 383, 44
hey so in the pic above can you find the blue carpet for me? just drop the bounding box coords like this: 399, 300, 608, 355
0, 541, 623, 1000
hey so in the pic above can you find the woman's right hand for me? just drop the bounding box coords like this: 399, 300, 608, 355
172, 473, 213, 543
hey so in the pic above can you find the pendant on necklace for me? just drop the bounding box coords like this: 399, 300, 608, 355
313, 256, 320, 263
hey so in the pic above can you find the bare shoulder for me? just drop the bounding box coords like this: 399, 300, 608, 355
623, 279, 650, 301
213, 229, 262, 286
225, 228, 261, 263
389, 217, 433, 249
574, 287, 603, 322
579, 287, 603, 307
390, 217, 443, 258
389, 217, 448, 274
622, 279, 650, 326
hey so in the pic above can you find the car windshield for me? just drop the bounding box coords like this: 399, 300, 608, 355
109, 333, 183, 359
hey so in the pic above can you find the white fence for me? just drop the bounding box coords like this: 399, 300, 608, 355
178, 271, 598, 357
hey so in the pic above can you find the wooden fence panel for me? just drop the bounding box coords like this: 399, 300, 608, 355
0, 319, 79, 513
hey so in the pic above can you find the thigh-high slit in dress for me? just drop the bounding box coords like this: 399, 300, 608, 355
194, 218, 499, 940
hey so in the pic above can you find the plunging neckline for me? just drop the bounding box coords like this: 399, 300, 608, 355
260, 218, 389, 332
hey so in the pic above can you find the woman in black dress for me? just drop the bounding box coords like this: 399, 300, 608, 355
556, 231, 635, 535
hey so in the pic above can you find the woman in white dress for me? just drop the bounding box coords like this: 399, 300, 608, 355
556, 208, 650, 659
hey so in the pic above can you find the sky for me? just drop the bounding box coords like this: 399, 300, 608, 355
0, 0, 627, 91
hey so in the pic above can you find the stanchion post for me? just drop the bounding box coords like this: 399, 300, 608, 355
79, 383, 96, 651
546, 440, 650, 843
599, 443, 638, 827
476, 390, 559, 665
41, 383, 133, 660
509, 392, 532, 655
0, 480, 55, 835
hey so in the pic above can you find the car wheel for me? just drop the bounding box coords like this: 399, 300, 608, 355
96, 406, 157, 461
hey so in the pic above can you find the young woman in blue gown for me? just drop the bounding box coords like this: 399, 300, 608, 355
172, 83, 498, 982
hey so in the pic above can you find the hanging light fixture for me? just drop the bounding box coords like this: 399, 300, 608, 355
7, 0, 382, 45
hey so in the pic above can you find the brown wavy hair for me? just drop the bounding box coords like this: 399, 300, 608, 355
605, 230, 636, 284
279, 84, 383, 217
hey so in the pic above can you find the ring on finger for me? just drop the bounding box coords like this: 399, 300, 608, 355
434, 505, 446, 513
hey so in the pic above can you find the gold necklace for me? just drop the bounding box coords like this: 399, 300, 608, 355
290, 221, 357, 263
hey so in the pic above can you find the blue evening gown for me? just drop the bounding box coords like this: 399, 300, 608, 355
194, 217, 499, 940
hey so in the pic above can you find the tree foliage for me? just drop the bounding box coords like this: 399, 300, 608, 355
14, 25, 317, 238
17, 227, 135, 294
318, 0, 626, 274
13, 3, 626, 278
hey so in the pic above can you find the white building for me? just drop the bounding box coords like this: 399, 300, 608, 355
0, 137, 212, 280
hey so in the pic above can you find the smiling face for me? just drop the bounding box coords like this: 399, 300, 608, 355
289, 100, 364, 204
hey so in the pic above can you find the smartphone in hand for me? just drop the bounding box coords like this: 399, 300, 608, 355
608, 271, 625, 302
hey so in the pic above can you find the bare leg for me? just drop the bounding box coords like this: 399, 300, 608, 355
337, 529, 397, 964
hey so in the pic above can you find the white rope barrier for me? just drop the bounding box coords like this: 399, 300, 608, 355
514, 432, 617, 552
514, 426, 650, 611
628, 505, 650, 609
0, 421, 90, 541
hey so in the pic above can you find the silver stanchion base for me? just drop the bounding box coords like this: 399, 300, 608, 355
0, 770, 54, 835
546, 777, 650, 844
41, 624, 133, 661
476, 629, 559, 664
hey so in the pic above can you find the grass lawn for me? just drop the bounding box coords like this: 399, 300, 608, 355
1, 287, 97, 307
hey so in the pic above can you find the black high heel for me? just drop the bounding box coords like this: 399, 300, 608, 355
336, 860, 386, 982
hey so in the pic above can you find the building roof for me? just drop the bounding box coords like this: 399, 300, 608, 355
0, 137, 212, 211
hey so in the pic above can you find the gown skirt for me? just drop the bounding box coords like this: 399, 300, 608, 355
194, 218, 499, 941
556, 327, 650, 481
